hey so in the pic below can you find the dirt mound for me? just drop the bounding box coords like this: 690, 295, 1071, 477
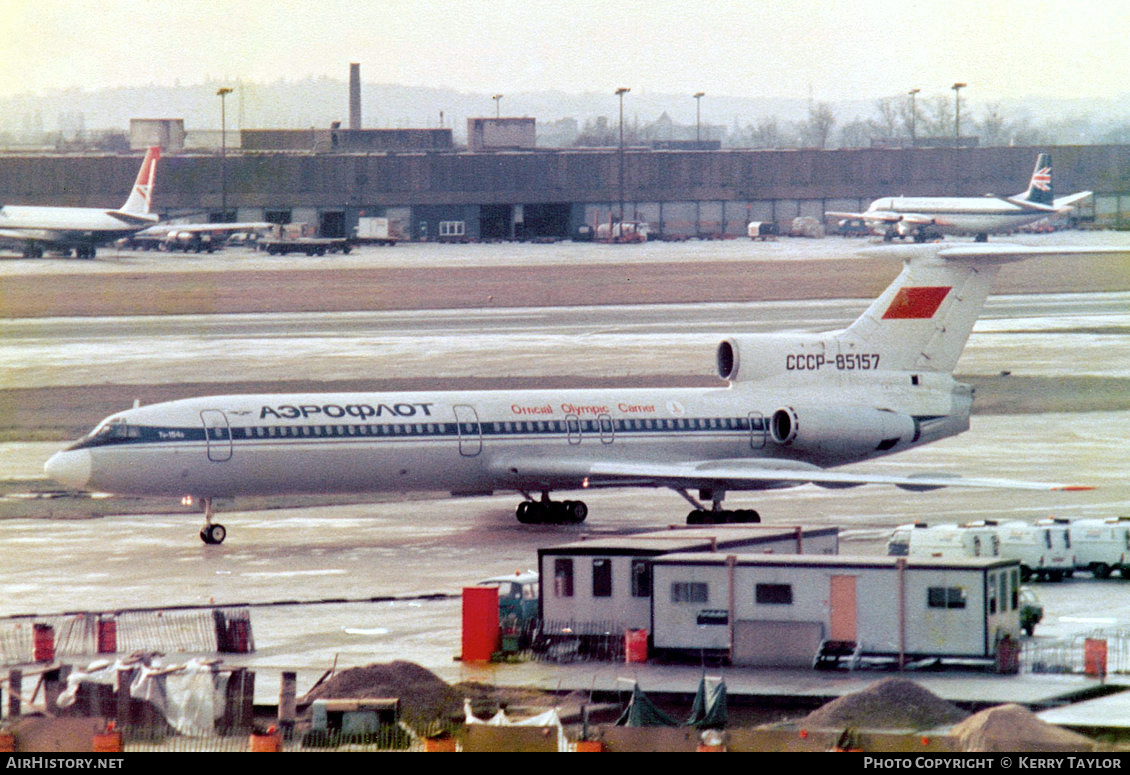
300, 661, 464, 726
797, 678, 969, 731
952, 704, 1095, 752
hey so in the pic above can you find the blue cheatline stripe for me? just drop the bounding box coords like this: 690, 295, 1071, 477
68, 415, 769, 450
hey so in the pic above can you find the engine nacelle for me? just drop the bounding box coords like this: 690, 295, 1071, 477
769, 406, 917, 460
717, 334, 829, 382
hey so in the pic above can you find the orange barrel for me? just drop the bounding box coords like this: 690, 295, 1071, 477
575, 740, 604, 752
248, 731, 281, 752
461, 586, 499, 662
995, 634, 1020, 674
32, 623, 55, 663
424, 735, 457, 752
92, 731, 123, 753
0, 732, 15, 752
96, 618, 117, 654
1085, 638, 1108, 677
624, 629, 648, 663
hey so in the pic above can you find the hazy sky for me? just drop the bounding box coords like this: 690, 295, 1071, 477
3, 0, 1129, 103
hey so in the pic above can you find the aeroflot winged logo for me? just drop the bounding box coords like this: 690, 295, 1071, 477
881, 286, 952, 319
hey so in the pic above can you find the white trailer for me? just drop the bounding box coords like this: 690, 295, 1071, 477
887, 522, 1000, 559
650, 554, 1022, 668
1070, 517, 1130, 578
537, 526, 839, 638
994, 519, 1074, 582
354, 217, 404, 245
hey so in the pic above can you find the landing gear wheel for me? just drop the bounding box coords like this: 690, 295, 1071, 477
563, 500, 588, 523
686, 508, 760, 525
200, 523, 227, 545
514, 498, 588, 525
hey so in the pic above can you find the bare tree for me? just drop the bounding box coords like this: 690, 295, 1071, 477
802, 102, 836, 149
874, 96, 902, 139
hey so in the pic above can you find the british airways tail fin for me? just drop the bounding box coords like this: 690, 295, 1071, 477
1015, 152, 1053, 206
119, 146, 160, 215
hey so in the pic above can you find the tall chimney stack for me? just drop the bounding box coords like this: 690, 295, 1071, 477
349, 63, 361, 130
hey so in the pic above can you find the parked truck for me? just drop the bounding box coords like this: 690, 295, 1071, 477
353, 217, 404, 246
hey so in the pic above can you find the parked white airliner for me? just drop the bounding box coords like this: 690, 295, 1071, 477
0, 147, 160, 258
827, 153, 1092, 243
45, 242, 1115, 544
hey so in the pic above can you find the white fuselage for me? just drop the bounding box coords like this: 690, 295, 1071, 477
47, 382, 967, 500
0, 205, 154, 245
866, 196, 1049, 236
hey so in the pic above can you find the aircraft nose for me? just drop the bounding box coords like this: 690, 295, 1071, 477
45, 450, 92, 490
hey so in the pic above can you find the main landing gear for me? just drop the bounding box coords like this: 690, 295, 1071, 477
198, 497, 227, 545
515, 493, 588, 525
678, 488, 761, 525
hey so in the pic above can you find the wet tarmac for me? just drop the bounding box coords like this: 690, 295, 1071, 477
3, 234, 1130, 721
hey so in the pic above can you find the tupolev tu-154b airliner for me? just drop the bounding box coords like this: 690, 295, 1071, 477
45, 242, 1118, 544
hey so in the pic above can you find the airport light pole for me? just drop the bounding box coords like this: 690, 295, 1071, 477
694, 91, 705, 144
951, 82, 966, 146
907, 88, 920, 146
217, 87, 233, 220
493, 93, 503, 118
616, 87, 630, 224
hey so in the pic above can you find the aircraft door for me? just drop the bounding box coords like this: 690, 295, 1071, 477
200, 410, 232, 462
598, 413, 615, 445
748, 411, 766, 449
453, 404, 482, 457
566, 413, 582, 446
829, 575, 858, 643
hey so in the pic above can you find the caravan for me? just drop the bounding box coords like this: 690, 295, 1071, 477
887, 522, 1000, 560
1070, 517, 1130, 579
994, 519, 1074, 582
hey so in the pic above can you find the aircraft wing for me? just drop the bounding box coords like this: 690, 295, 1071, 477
138, 221, 273, 236
1054, 191, 1093, 210
826, 210, 935, 226
492, 456, 1090, 493
825, 209, 901, 224
585, 460, 1090, 492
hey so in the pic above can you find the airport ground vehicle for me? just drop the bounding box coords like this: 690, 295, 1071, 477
1069, 517, 1130, 578
477, 571, 540, 649
258, 236, 352, 256
886, 522, 1000, 559
994, 519, 1074, 582
1019, 587, 1044, 636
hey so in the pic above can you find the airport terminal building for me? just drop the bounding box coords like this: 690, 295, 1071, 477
1, 142, 1127, 241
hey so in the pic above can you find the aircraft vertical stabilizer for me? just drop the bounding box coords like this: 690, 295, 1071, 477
1017, 152, 1053, 206
842, 249, 998, 373
119, 146, 160, 215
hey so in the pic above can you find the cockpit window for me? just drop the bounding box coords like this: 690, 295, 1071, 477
69, 418, 141, 450
92, 420, 139, 440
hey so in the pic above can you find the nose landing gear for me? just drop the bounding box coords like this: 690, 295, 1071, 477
198, 497, 228, 545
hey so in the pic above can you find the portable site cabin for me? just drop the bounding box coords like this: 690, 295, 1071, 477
887, 522, 1001, 559
995, 519, 1074, 581
1070, 517, 1130, 578
650, 554, 1022, 667
537, 526, 839, 639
